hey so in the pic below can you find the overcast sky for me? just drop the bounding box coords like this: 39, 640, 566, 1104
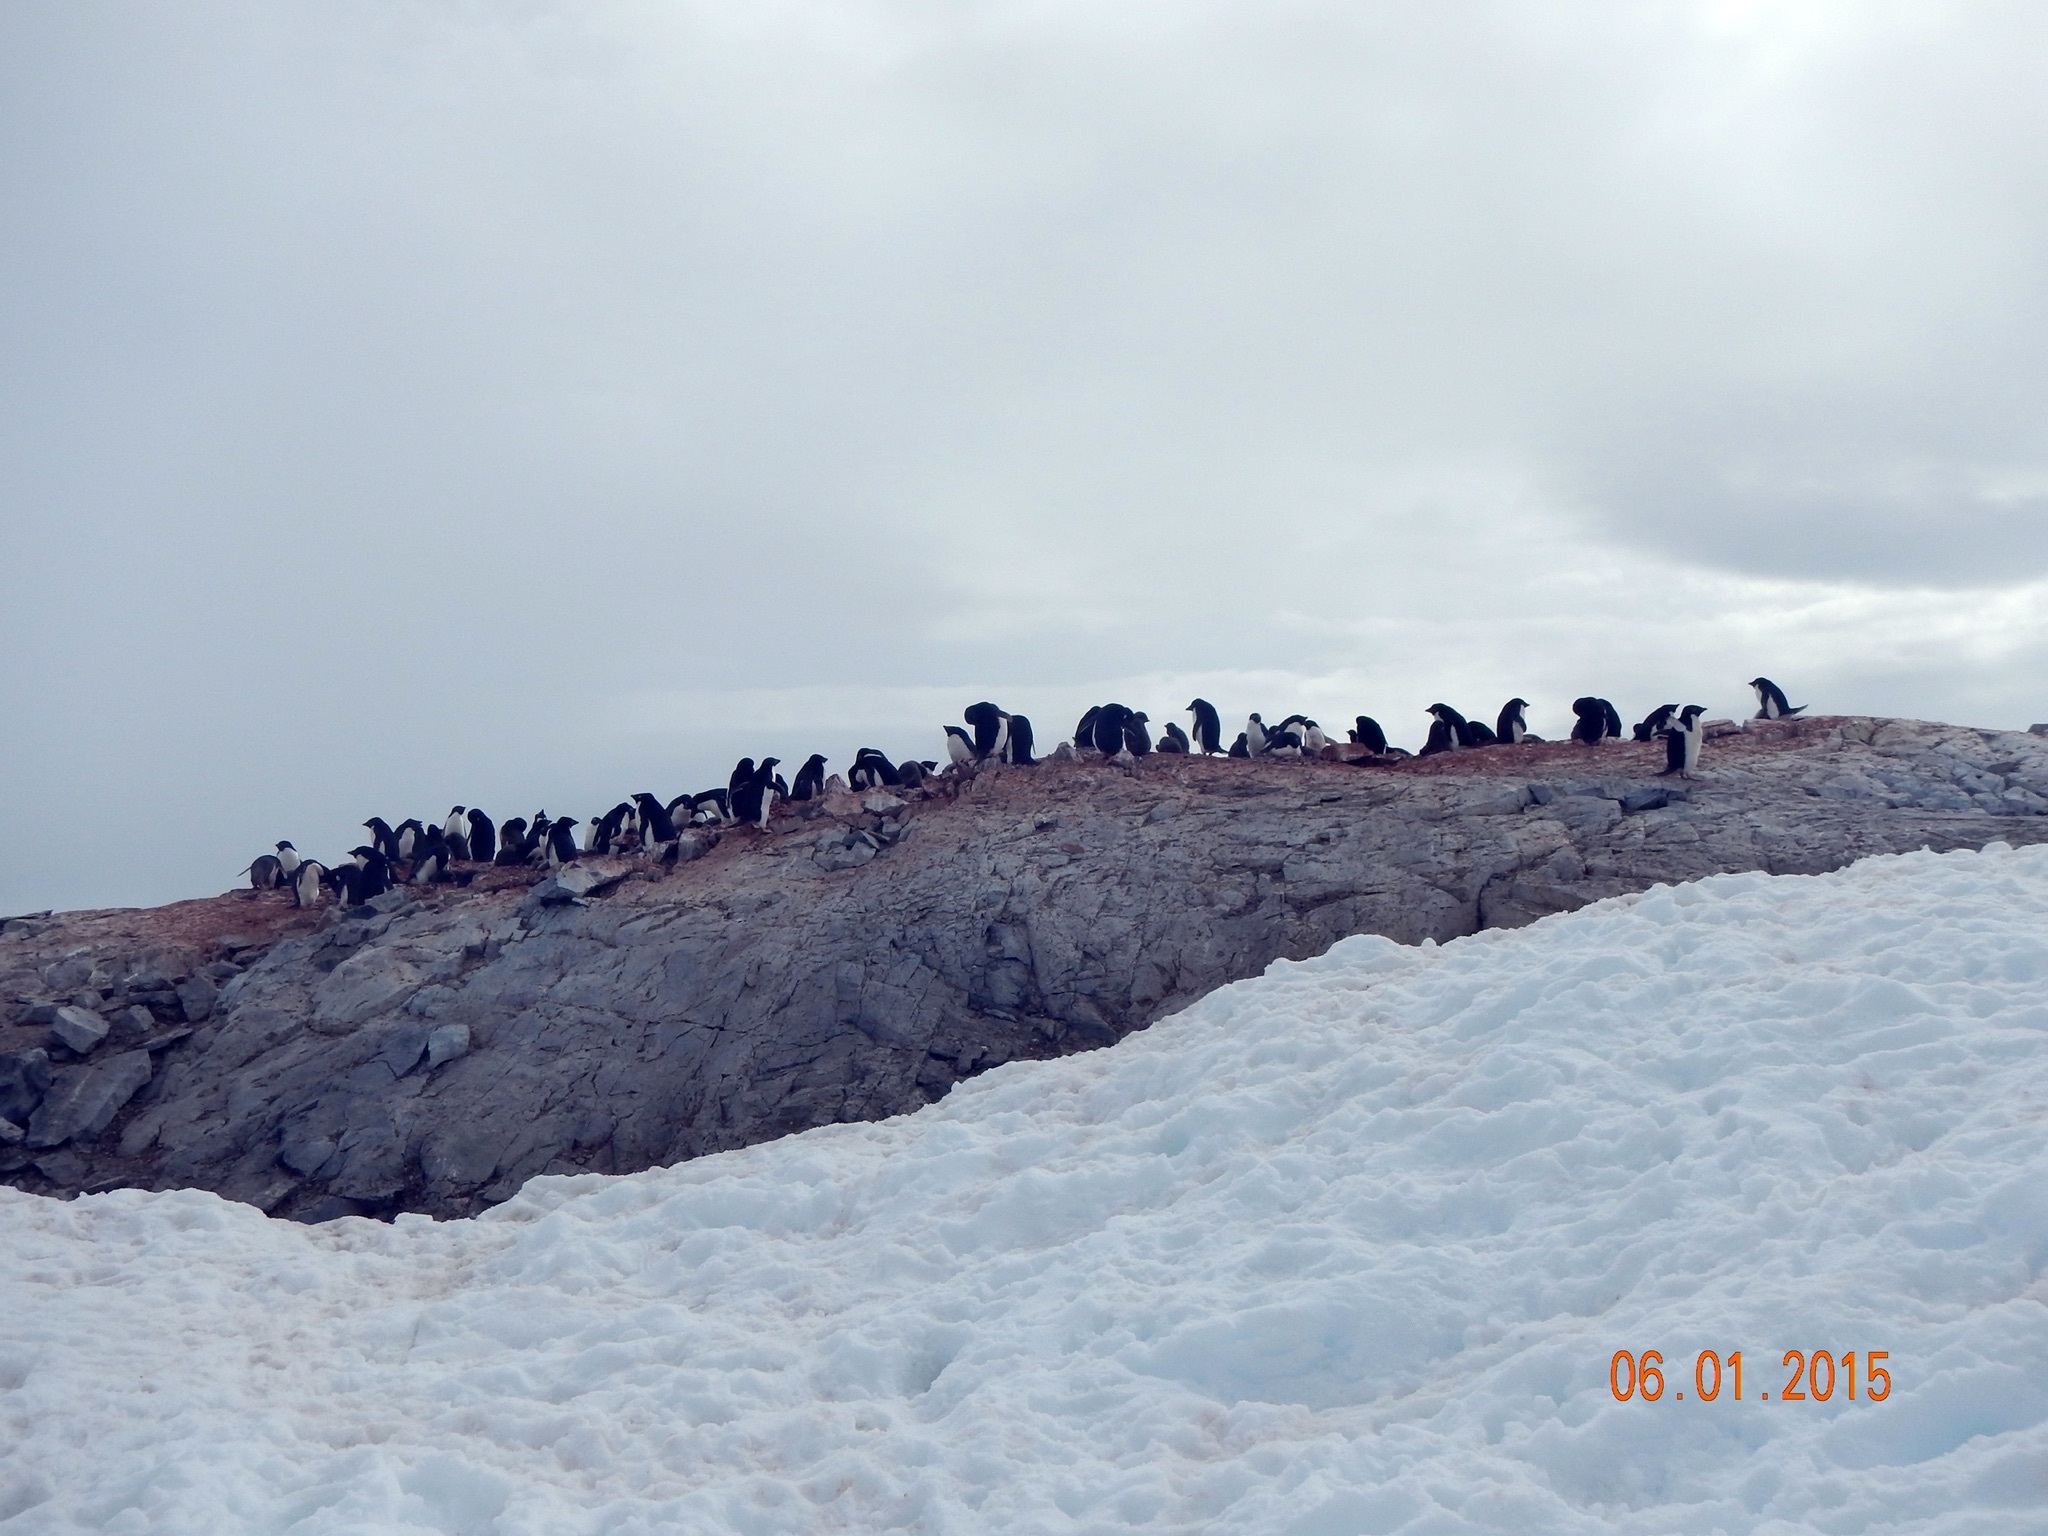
4, 1, 2046, 913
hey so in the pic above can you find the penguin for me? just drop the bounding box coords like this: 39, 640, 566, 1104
665, 793, 693, 827
1074, 706, 1102, 754
1495, 699, 1529, 744
395, 819, 425, 861
1458, 718, 1499, 747
348, 846, 392, 898
1300, 720, 1329, 753
1419, 718, 1458, 757
466, 808, 497, 866
1349, 716, 1388, 754
243, 854, 283, 890
964, 702, 1010, 762
545, 817, 580, 867
330, 862, 367, 906
442, 807, 471, 862
1750, 677, 1805, 720
625, 794, 673, 846
527, 815, 554, 863
728, 759, 756, 806
1601, 699, 1624, 740
1186, 699, 1223, 755
1003, 715, 1037, 766
1228, 731, 1250, 758
292, 859, 327, 909
363, 817, 401, 863
1632, 705, 1677, 743
751, 758, 782, 828
274, 841, 302, 878
1424, 704, 1466, 753
1092, 705, 1133, 757
493, 817, 529, 864
792, 754, 828, 801
851, 749, 901, 789
1123, 711, 1153, 756
411, 827, 450, 884
1660, 704, 1707, 779
1569, 697, 1611, 745
897, 759, 929, 789
1159, 721, 1190, 753
690, 789, 729, 824
1245, 713, 1270, 756
944, 725, 976, 768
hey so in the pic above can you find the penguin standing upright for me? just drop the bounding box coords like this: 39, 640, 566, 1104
1349, 716, 1388, 753
1423, 704, 1466, 755
944, 725, 976, 768
1632, 705, 1678, 743
1159, 721, 1190, 753
274, 841, 302, 879
412, 826, 450, 884
1660, 705, 1707, 779
1245, 713, 1270, 756
1186, 699, 1223, 755
349, 846, 392, 898
964, 702, 1010, 762
632, 793, 678, 844
546, 817, 580, 867
1228, 732, 1250, 758
363, 817, 400, 863
792, 754, 828, 801
728, 759, 756, 807
395, 819, 424, 861
1600, 699, 1624, 739
466, 808, 497, 865
752, 759, 781, 827
1300, 720, 1328, 752
1003, 715, 1037, 766
1749, 678, 1805, 720
293, 859, 327, 909
1123, 711, 1153, 756
442, 807, 470, 861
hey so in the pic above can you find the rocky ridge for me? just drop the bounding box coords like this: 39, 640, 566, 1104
4, 715, 2047, 1221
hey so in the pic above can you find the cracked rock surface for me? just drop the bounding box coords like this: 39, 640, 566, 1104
4, 715, 2046, 1221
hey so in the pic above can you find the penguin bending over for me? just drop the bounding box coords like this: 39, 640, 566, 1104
1349, 716, 1388, 754
292, 859, 327, 909
1570, 697, 1614, 744
1186, 699, 1223, 755
1421, 705, 1465, 756
243, 854, 283, 890
363, 817, 401, 863
1749, 677, 1805, 720
792, 754, 828, 801
412, 827, 451, 884
1660, 705, 1707, 779
1459, 718, 1499, 747
1159, 721, 1190, 753
1092, 705, 1133, 757
1003, 715, 1037, 766
690, 789, 729, 824
1495, 699, 1529, 744
330, 862, 367, 906
466, 809, 497, 865
897, 759, 929, 789
1632, 705, 1677, 743
1074, 706, 1102, 754
944, 725, 976, 768
964, 702, 1010, 762
850, 749, 901, 790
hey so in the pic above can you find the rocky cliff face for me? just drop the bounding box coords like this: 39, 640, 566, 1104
5, 715, 2047, 1221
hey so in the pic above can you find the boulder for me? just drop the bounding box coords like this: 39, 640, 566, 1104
175, 975, 220, 1023
26, 1051, 153, 1148
0, 1116, 23, 1146
48, 1006, 109, 1055
0, 1050, 53, 1126
426, 1024, 470, 1069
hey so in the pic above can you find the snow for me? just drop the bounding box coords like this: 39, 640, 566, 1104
6, 845, 2048, 1534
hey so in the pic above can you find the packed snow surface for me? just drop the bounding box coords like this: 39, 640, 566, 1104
6, 847, 2048, 1534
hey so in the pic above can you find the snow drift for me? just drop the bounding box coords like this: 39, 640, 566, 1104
4, 844, 2047, 1534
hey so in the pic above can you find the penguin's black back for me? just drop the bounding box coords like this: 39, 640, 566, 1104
1006, 715, 1037, 765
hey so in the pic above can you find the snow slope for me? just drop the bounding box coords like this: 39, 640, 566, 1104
5, 845, 2048, 1535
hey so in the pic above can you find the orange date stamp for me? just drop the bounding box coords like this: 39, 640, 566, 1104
1610, 1349, 1892, 1403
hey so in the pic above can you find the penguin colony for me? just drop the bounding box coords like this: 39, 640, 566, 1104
240, 680, 1804, 901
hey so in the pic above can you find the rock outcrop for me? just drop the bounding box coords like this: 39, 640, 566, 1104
4, 715, 2047, 1220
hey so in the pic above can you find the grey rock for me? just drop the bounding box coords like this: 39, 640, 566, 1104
0, 1117, 22, 1146
48, 1006, 109, 1055
175, 975, 220, 1023
6, 714, 2048, 1221
2031, 724, 2048, 737
0, 1049, 53, 1125
25, 1051, 153, 1148
107, 1005, 156, 1046
425, 1023, 470, 1068
556, 863, 630, 899
32, 1149, 88, 1188
21, 1002, 62, 1027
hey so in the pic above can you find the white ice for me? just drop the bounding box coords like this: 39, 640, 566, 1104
5, 845, 2048, 1534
